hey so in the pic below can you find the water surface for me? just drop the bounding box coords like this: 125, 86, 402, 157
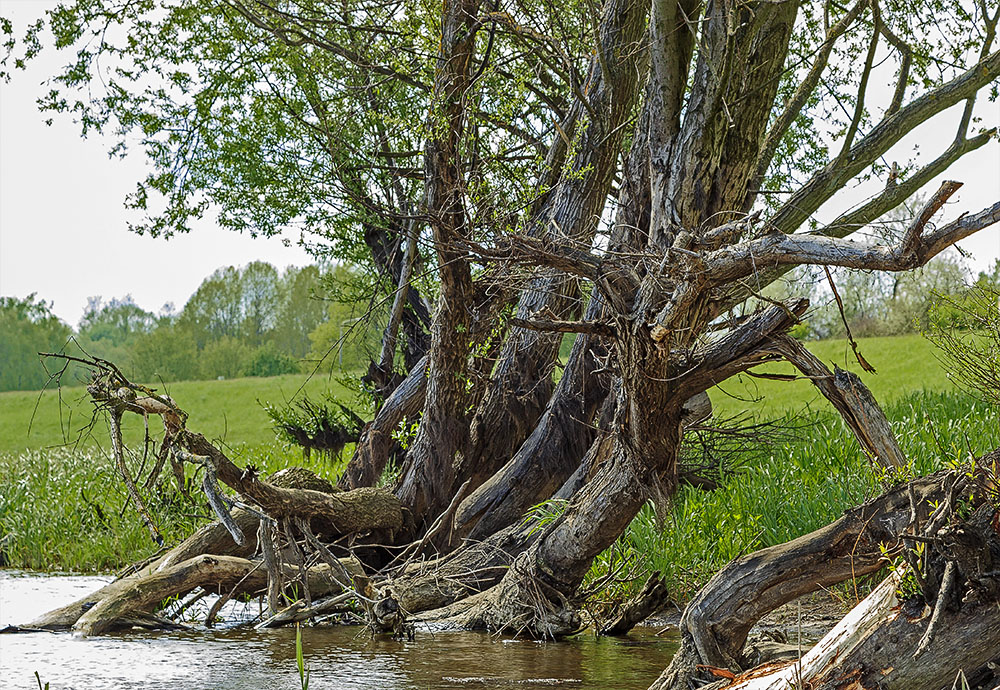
0, 571, 677, 689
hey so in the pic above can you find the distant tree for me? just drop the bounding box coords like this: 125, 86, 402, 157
78, 295, 156, 348
271, 265, 328, 358
238, 261, 281, 345
243, 343, 300, 377
131, 325, 200, 383
0, 295, 72, 391
199, 336, 252, 379
179, 266, 245, 347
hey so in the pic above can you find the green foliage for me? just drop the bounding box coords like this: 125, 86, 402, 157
0, 442, 344, 572
243, 343, 300, 378
199, 336, 253, 380
0, 295, 73, 391
77, 295, 156, 348
264, 394, 364, 456
522, 499, 569, 536
926, 282, 1000, 406
130, 324, 201, 382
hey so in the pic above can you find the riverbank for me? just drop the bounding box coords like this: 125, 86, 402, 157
3, 390, 996, 605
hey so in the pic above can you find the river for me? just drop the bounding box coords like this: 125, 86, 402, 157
0, 571, 678, 689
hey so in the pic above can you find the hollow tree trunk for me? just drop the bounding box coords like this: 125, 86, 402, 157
451, 81, 660, 544
453, 292, 613, 542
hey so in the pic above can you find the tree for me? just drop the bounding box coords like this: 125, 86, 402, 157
271, 265, 328, 358
0, 295, 72, 391
78, 295, 156, 348
13, 0, 1000, 685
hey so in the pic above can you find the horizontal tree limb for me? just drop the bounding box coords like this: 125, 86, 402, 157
508, 316, 616, 337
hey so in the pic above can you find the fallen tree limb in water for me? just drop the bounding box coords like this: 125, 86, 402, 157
71, 555, 361, 636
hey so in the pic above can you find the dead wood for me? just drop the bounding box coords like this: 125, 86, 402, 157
600, 571, 671, 636
651, 458, 1000, 690
73, 555, 361, 636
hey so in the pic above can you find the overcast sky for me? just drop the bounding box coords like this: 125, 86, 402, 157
1, 0, 998, 327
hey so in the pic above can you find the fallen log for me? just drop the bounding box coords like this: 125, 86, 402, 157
66, 555, 361, 636
651, 458, 1000, 690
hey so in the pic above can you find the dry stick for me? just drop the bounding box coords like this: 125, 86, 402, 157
206, 560, 265, 627
388, 479, 472, 573
914, 560, 957, 658
823, 266, 875, 373
109, 406, 164, 545
143, 430, 172, 491
283, 517, 311, 607
259, 519, 283, 616
193, 452, 246, 546
294, 518, 363, 595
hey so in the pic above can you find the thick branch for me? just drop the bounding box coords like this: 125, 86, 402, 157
707, 185, 1000, 282
771, 49, 1000, 233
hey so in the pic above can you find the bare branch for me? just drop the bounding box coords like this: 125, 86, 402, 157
509, 317, 616, 337
706, 182, 1000, 282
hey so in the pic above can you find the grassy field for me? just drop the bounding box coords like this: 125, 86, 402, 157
589, 390, 1000, 601
0, 333, 953, 454
708, 333, 954, 419
0, 371, 365, 456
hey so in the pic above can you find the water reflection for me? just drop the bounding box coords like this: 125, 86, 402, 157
1, 572, 677, 689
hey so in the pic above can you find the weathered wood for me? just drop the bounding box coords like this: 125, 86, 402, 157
177, 430, 403, 530
771, 335, 906, 469
601, 571, 671, 636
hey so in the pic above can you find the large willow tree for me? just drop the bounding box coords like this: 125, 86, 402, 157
12, 0, 1000, 686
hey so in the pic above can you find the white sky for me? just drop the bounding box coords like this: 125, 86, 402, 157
1, 0, 998, 327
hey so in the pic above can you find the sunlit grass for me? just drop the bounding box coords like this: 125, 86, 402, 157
0, 371, 366, 456
709, 333, 953, 419
0, 444, 347, 573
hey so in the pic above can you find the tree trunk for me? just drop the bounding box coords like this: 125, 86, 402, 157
339, 355, 427, 490
391, 0, 480, 530
458, 0, 650, 504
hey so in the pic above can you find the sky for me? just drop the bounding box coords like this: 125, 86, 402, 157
1, 0, 998, 328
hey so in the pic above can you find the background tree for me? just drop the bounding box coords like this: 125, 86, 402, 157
0, 295, 71, 391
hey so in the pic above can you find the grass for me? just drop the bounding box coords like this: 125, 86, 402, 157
0, 443, 348, 572
589, 390, 1000, 601
0, 332, 991, 585
709, 333, 954, 419
0, 371, 366, 456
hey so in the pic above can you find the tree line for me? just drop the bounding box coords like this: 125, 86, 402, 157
0, 261, 384, 391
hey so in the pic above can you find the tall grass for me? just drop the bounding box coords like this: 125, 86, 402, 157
0, 443, 346, 572
589, 391, 1000, 601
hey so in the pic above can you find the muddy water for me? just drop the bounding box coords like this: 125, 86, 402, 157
0, 572, 678, 689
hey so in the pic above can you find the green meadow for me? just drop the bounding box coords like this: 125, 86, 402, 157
708, 333, 953, 419
0, 371, 363, 456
